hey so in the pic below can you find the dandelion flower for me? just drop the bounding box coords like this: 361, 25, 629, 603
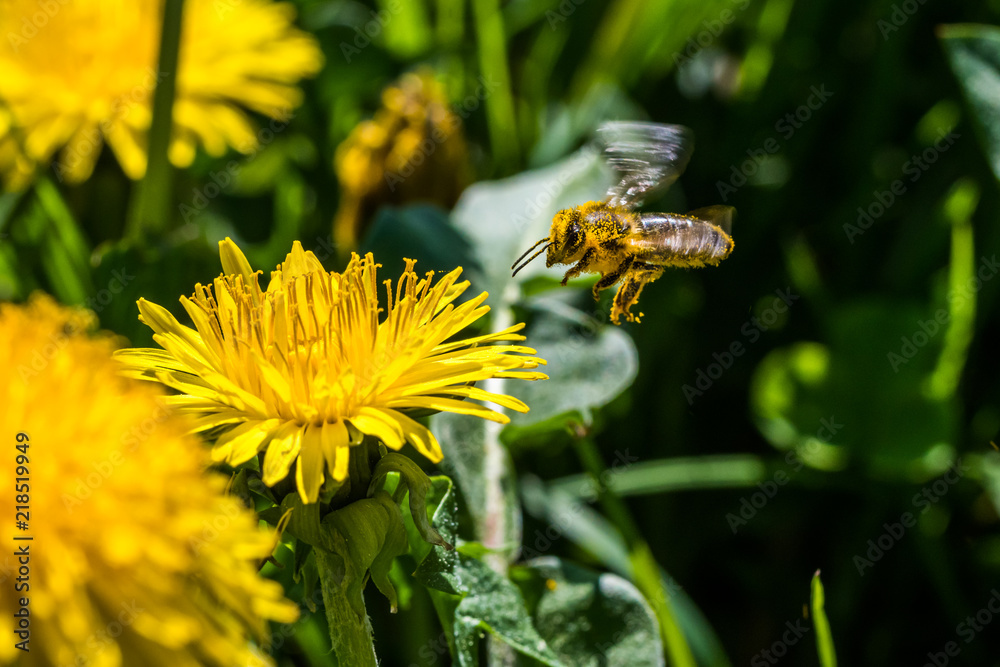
0, 0, 322, 187
334, 69, 469, 253
0, 294, 298, 667
116, 239, 547, 504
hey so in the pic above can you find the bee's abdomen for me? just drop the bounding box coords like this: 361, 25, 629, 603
629, 213, 734, 267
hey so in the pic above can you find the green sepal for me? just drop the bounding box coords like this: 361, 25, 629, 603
370, 452, 453, 550
318, 490, 410, 615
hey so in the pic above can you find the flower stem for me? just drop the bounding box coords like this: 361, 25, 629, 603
570, 427, 696, 667
125, 0, 184, 242
315, 547, 378, 667
482, 304, 518, 666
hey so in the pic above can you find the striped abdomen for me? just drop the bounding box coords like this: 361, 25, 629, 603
626, 210, 734, 268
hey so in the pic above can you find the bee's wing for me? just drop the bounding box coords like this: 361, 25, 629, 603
597, 122, 694, 209
685, 205, 734, 235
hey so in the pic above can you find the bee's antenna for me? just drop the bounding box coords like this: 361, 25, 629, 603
511, 240, 552, 277
511, 237, 551, 271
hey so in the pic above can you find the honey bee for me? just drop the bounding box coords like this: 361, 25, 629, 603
511, 122, 735, 324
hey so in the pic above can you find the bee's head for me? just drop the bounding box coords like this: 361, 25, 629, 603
510, 207, 585, 278
546, 208, 585, 266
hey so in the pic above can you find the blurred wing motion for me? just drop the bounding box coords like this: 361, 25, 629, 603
627, 205, 735, 268
597, 121, 695, 209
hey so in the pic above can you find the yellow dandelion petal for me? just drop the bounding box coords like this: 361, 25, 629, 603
0, 294, 297, 667
321, 420, 352, 482
0, 0, 322, 188
350, 407, 406, 451
261, 422, 304, 487
296, 425, 326, 504
219, 236, 256, 282
383, 409, 445, 462
212, 418, 282, 464
116, 242, 547, 503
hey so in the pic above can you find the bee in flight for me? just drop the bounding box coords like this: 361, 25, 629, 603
511, 122, 735, 324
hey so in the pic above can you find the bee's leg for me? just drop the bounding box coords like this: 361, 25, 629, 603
592, 256, 634, 301
611, 262, 664, 324
561, 248, 596, 286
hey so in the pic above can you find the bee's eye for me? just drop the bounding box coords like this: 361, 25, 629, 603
565, 224, 581, 250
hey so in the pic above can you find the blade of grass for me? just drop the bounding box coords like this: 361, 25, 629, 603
34, 176, 94, 303
548, 454, 767, 498
472, 0, 520, 171
810, 570, 837, 667
436, 0, 465, 48
927, 178, 979, 400
125, 0, 185, 242
570, 426, 696, 667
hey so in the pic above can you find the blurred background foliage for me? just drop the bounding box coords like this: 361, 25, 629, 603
4, 0, 1000, 664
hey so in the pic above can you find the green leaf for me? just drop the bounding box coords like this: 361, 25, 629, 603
511, 557, 664, 667
417, 552, 565, 667
410, 477, 564, 666
503, 301, 638, 438
409, 476, 463, 595
35, 177, 93, 301
449, 146, 612, 301
429, 411, 522, 558
520, 476, 731, 667
810, 571, 837, 667
939, 24, 1000, 182
370, 452, 453, 550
